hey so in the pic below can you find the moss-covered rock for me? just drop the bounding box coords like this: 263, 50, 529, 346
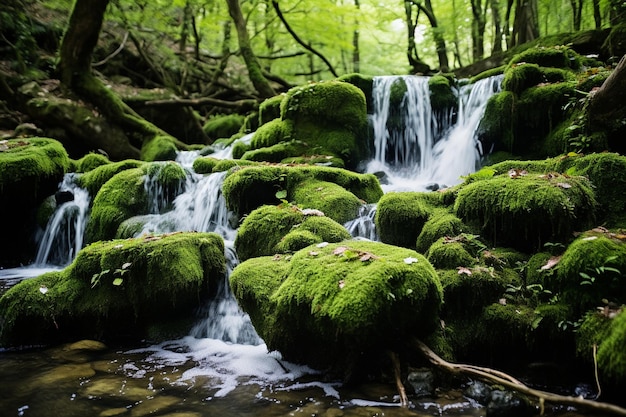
375, 192, 433, 248
234, 204, 350, 261
230, 240, 443, 375
203, 114, 245, 140
0, 138, 71, 266
222, 165, 382, 219
140, 135, 178, 162
555, 231, 626, 314
85, 162, 186, 243
291, 179, 363, 224
73, 152, 110, 173
0, 232, 225, 346
337, 73, 374, 112
242, 140, 310, 164
426, 237, 476, 269
507, 45, 582, 70
439, 267, 521, 318
258, 95, 284, 126
428, 74, 457, 114
416, 210, 466, 253
454, 172, 596, 251
76, 159, 144, 197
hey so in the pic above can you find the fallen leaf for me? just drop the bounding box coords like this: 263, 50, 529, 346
457, 267, 472, 276
403, 257, 418, 264
39, 286, 48, 294
338, 280, 345, 289
556, 182, 572, 189
333, 246, 349, 255
360, 253, 375, 262
308, 251, 319, 256
541, 255, 562, 270
316, 242, 329, 248
499, 298, 507, 305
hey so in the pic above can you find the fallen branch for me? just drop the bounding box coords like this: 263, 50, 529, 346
387, 350, 409, 407
414, 338, 626, 416
142, 97, 258, 112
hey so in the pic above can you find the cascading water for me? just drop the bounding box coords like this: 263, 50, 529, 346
366, 74, 502, 192
34, 173, 90, 267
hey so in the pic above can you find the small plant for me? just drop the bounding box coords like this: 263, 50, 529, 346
579, 255, 621, 287
91, 262, 132, 288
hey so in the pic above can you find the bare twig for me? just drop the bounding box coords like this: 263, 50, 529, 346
387, 350, 409, 407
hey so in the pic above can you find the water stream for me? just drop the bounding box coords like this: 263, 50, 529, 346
0, 75, 599, 417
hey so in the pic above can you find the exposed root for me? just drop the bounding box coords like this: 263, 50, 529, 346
414, 338, 626, 416
387, 350, 409, 407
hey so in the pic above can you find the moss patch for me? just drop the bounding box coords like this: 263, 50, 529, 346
140, 135, 178, 162
375, 192, 433, 248
76, 159, 144, 197
291, 179, 362, 224
203, 114, 245, 140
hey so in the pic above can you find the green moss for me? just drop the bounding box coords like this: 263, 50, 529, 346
426, 237, 475, 269
556, 233, 626, 314
416, 209, 466, 253
440, 267, 521, 318
280, 80, 367, 132
212, 159, 259, 173
76, 159, 144, 197
337, 74, 374, 112
145, 160, 186, 188
508, 46, 582, 70
192, 157, 218, 174
281, 154, 345, 168
469, 66, 505, 84
74, 152, 110, 173
222, 165, 382, 218
375, 192, 433, 248
258, 95, 284, 126
250, 119, 294, 149
0, 137, 69, 191
428, 75, 457, 114
232, 139, 249, 159
454, 173, 596, 251
0, 232, 225, 346
242, 140, 309, 163
140, 135, 178, 162
502, 63, 546, 95
291, 179, 362, 224
86, 167, 148, 243
477, 91, 515, 153
234, 204, 350, 261
597, 311, 626, 381
257, 240, 442, 372
203, 114, 245, 140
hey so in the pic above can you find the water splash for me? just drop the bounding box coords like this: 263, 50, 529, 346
344, 204, 378, 241
34, 173, 90, 267
367, 74, 502, 191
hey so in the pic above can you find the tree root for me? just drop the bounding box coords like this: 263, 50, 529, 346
414, 338, 626, 416
387, 350, 408, 407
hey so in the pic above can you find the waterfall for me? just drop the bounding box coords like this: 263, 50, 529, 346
344, 204, 378, 241
34, 173, 90, 267
367, 74, 502, 192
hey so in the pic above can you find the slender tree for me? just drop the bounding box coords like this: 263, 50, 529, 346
226, 0, 276, 98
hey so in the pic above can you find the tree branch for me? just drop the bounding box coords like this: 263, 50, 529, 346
142, 96, 258, 112
271, 1, 339, 78
414, 338, 626, 416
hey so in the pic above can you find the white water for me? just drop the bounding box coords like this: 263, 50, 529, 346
366, 75, 502, 192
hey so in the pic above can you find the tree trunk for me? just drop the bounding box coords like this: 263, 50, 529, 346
592, 0, 601, 28
226, 0, 276, 98
491, 0, 503, 53
570, 0, 583, 31
56, 0, 188, 158
404, 0, 431, 74
587, 54, 626, 153
470, 0, 486, 61
353, 0, 360, 73
512, 0, 539, 46
423, 0, 450, 72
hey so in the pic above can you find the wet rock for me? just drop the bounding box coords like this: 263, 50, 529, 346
100, 408, 129, 417
129, 395, 180, 416
82, 376, 156, 401
55, 189, 74, 204
463, 379, 492, 404
486, 389, 534, 417
407, 368, 435, 397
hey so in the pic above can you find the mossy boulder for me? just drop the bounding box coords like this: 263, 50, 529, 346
416, 210, 467, 253
244, 80, 368, 168
234, 204, 350, 261
426, 237, 476, 269
507, 45, 582, 70
428, 74, 457, 114
203, 114, 245, 140
73, 152, 110, 173
454, 172, 596, 251
140, 135, 178, 162
85, 162, 186, 243
258, 95, 284, 125
291, 179, 363, 224
0, 138, 71, 266
230, 240, 443, 375
375, 192, 433, 248
0, 232, 225, 346
222, 165, 382, 219
76, 159, 144, 197
554, 231, 626, 315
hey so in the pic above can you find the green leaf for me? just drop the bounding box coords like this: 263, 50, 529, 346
275, 190, 287, 199
112, 278, 124, 286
